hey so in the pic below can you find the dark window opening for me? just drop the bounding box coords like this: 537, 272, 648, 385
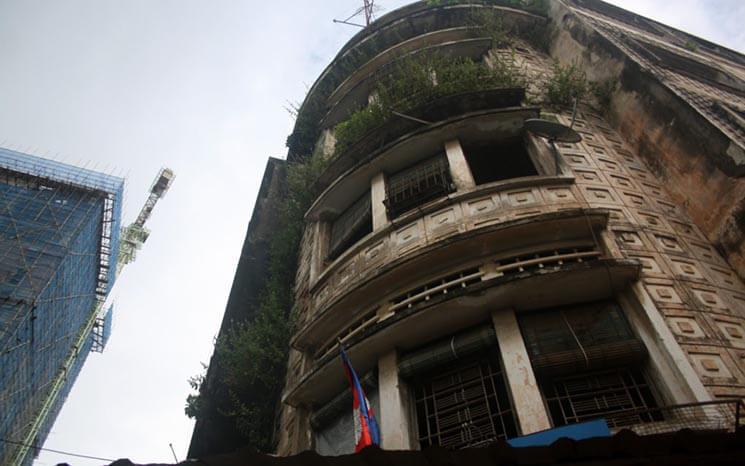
462, 138, 537, 185
328, 192, 372, 260
384, 153, 454, 218
412, 351, 518, 449
518, 301, 662, 429
543, 368, 663, 428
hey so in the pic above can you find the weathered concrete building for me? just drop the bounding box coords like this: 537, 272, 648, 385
190, 0, 745, 457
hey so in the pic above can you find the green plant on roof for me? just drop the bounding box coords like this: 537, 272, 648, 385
334, 52, 526, 156
544, 61, 588, 108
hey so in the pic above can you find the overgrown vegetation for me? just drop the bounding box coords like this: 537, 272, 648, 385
543, 62, 588, 107
185, 154, 328, 452
334, 52, 526, 155
285, 0, 550, 158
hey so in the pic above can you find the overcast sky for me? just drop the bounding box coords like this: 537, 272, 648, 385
0, 1, 743, 465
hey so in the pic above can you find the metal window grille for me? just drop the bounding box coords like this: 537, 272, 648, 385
384, 154, 454, 218
414, 354, 518, 449
328, 192, 372, 260
518, 301, 647, 377
543, 368, 662, 428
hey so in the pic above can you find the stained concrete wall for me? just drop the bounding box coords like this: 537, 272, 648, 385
188, 158, 287, 458
271, 0, 745, 455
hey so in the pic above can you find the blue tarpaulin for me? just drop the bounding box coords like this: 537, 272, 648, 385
507, 419, 611, 447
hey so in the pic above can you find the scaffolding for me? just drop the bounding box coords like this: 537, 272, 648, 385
0, 147, 124, 466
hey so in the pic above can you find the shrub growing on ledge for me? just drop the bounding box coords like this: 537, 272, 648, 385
185, 153, 328, 452
544, 62, 589, 108
334, 53, 526, 155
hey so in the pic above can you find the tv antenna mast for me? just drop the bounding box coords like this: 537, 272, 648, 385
333, 0, 379, 28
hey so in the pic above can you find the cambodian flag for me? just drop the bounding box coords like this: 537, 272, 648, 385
340, 345, 381, 452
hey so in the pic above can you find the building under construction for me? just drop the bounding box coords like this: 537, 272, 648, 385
189, 0, 745, 461
0, 148, 124, 465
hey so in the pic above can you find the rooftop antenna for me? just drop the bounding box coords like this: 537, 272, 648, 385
524, 98, 582, 175
333, 0, 379, 28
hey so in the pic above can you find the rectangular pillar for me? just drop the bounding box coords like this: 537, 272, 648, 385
444, 139, 476, 190
621, 283, 712, 403
309, 221, 328, 286
377, 350, 413, 450
371, 172, 388, 231
491, 309, 552, 435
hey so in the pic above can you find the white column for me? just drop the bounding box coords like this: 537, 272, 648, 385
309, 221, 327, 286
371, 172, 388, 231
377, 350, 413, 450
444, 139, 476, 190
491, 309, 552, 435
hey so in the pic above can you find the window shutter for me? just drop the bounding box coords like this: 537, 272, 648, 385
518, 301, 647, 377
328, 192, 372, 260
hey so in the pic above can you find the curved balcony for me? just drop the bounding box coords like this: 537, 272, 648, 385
307, 95, 533, 220
322, 30, 492, 128
286, 232, 641, 406
294, 164, 630, 354
287, 2, 547, 158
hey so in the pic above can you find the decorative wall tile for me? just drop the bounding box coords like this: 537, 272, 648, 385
578, 130, 599, 144
669, 219, 704, 240
572, 168, 605, 184
726, 292, 745, 316
337, 259, 357, 287
563, 152, 594, 168
426, 206, 459, 237
465, 196, 498, 217
704, 264, 742, 291
505, 189, 538, 206
395, 221, 422, 254
715, 320, 745, 349
690, 287, 731, 313
594, 204, 630, 223
364, 239, 387, 263
640, 181, 664, 198
584, 186, 617, 203
543, 186, 576, 203
627, 165, 654, 182
685, 239, 727, 266
608, 173, 637, 190
614, 230, 645, 249
656, 199, 681, 217
597, 157, 624, 173
689, 352, 733, 379
669, 316, 706, 338
646, 283, 684, 305
612, 146, 636, 164
621, 191, 646, 209
626, 253, 666, 276
635, 211, 668, 230
652, 233, 686, 254
586, 143, 609, 157
667, 257, 707, 281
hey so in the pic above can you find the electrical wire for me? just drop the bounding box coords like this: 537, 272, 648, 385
0, 438, 115, 462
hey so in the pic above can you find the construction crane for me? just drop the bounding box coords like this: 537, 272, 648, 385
117, 167, 175, 274
11, 168, 175, 466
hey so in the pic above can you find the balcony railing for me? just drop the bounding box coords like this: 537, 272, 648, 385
603, 399, 745, 435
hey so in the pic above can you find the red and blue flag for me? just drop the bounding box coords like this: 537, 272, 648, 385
340, 345, 381, 452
